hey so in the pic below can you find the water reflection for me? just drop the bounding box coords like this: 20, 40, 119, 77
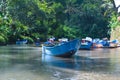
42, 53, 111, 72
42, 48, 120, 80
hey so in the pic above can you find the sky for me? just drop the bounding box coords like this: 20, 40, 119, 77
114, 0, 120, 12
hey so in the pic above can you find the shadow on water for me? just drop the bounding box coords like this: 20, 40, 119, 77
42, 53, 111, 72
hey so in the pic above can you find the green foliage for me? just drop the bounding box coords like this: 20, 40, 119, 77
54, 25, 77, 39
20, 35, 33, 43
0, 34, 6, 45
0, 0, 117, 44
108, 13, 120, 29
63, 25, 76, 38
8, 20, 30, 43
65, 0, 110, 38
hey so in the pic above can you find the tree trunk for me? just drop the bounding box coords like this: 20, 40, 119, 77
111, 0, 118, 13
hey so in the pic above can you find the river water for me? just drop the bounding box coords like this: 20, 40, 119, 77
0, 45, 120, 80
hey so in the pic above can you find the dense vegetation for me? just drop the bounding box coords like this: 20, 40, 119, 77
0, 0, 119, 44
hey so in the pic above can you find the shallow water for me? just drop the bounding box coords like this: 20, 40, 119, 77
0, 45, 120, 80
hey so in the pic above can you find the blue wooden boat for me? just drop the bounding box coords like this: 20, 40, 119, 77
16, 39, 28, 45
93, 38, 119, 48
42, 39, 80, 57
35, 42, 41, 47
79, 38, 93, 50
109, 39, 119, 48
34, 38, 41, 47
103, 39, 119, 48
92, 38, 103, 48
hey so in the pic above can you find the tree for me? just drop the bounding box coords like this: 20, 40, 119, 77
0, 0, 116, 44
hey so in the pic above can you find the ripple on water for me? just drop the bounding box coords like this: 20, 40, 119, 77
72, 71, 120, 80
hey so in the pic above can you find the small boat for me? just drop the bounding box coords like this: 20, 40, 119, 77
42, 39, 80, 57
34, 38, 41, 47
79, 37, 93, 50
92, 38, 103, 48
16, 39, 28, 45
35, 42, 41, 47
93, 38, 119, 48
108, 39, 119, 48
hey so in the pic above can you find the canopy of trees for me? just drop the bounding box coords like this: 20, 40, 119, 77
0, 0, 119, 44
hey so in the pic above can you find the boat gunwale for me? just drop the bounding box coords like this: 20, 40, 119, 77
43, 39, 79, 48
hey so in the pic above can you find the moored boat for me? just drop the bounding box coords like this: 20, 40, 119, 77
79, 37, 93, 50
92, 38, 103, 48
93, 38, 119, 48
16, 39, 28, 45
42, 39, 80, 57
108, 39, 119, 48
34, 38, 41, 47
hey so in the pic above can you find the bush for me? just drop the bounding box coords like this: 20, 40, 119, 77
20, 35, 34, 43
0, 36, 6, 45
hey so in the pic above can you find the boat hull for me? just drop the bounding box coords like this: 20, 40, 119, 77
42, 39, 80, 57
54, 50, 76, 57
16, 40, 28, 45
